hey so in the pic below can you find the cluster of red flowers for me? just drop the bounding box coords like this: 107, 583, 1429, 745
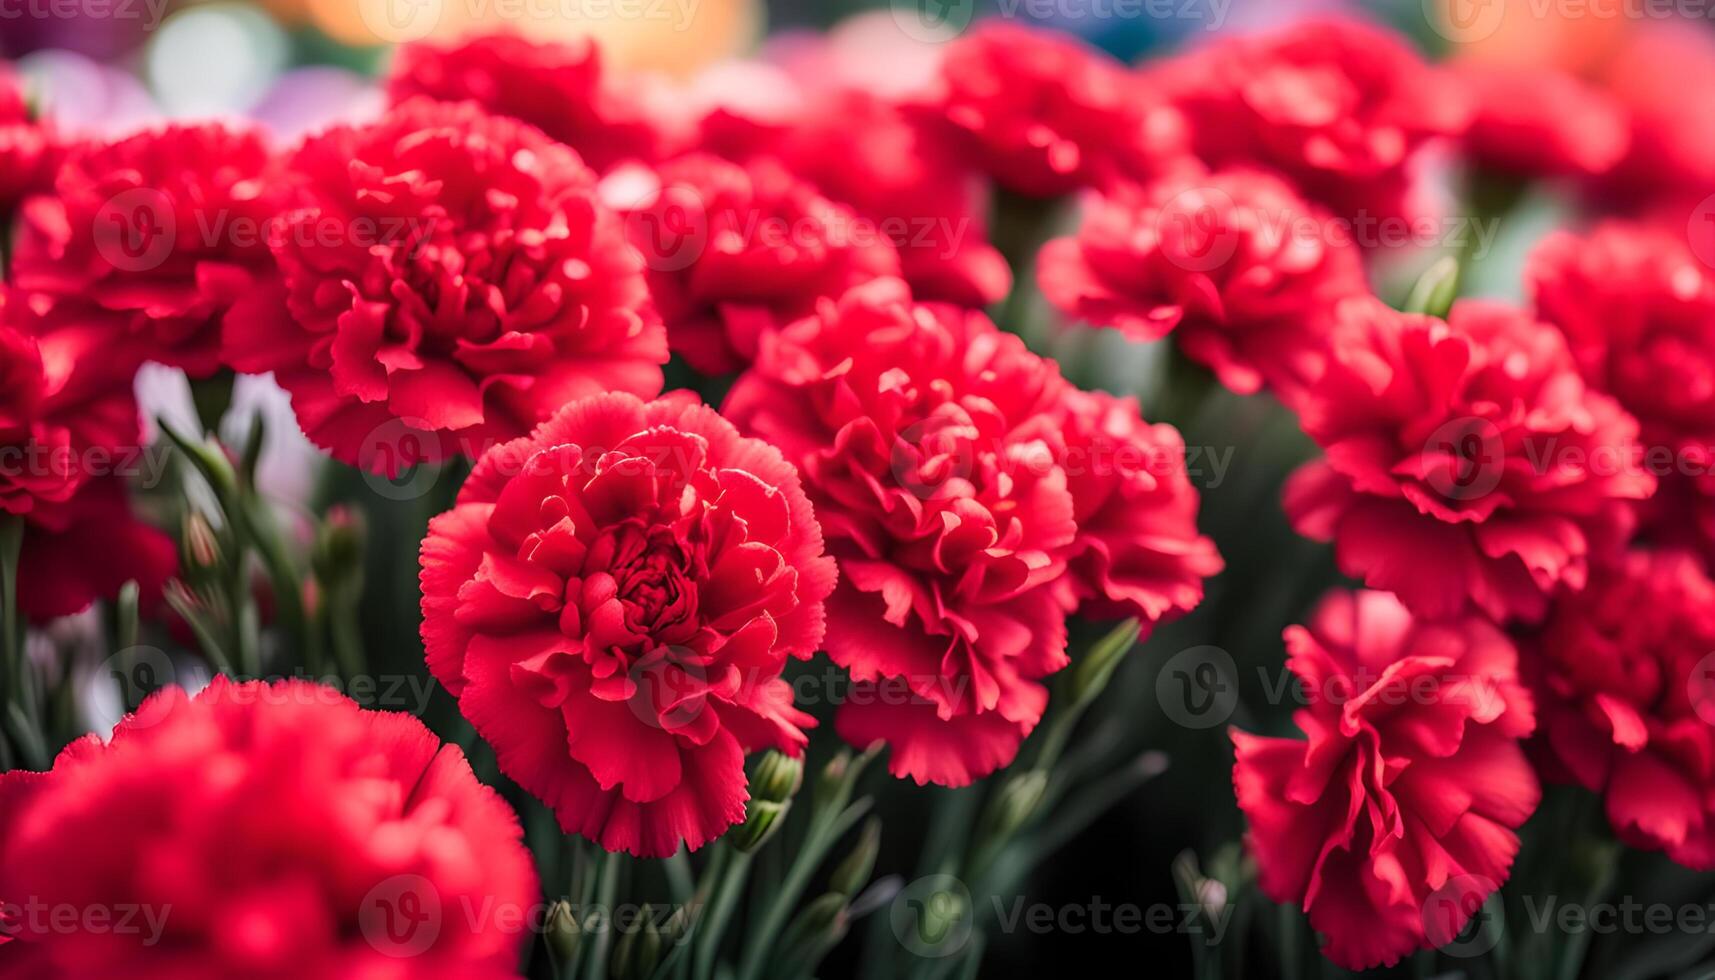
0, 679, 538, 976
3, 11, 1714, 975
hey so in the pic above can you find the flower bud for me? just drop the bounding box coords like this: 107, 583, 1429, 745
544, 900, 581, 965
829, 817, 881, 898
728, 751, 803, 853
180, 511, 223, 583
610, 904, 661, 980
775, 892, 849, 974
979, 770, 1049, 844
312, 506, 365, 586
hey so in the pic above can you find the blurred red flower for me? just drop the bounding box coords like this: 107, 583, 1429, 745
1039, 165, 1369, 400
1233, 588, 1539, 971
724, 278, 1216, 785
0, 64, 56, 220
706, 88, 1012, 309
386, 32, 678, 174
1453, 63, 1630, 178
1529, 222, 1715, 552
933, 21, 1189, 198
1530, 549, 1715, 870
1163, 17, 1468, 227
223, 99, 666, 475
419, 392, 834, 857
1284, 298, 1654, 623
0, 678, 538, 978
606, 152, 899, 375
0, 301, 172, 620
11, 123, 286, 379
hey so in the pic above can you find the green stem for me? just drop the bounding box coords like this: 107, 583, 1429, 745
694, 846, 751, 980
583, 850, 623, 980
0, 515, 24, 714
735, 798, 873, 980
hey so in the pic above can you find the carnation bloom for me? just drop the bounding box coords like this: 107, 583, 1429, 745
1596, 24, 1715, 199
1530, 549, 1715, 870
0, 678, 538, 978
10, 123, 285, 378
419, 392, 834, 857
386, 32, 677, 173
0, 64, 55, 218
933, 21, 1188, 197
0, 302, 173, 620
1163, 17, 1468, 225
717, 89, 1011, 308
605, 152, 900, 375
1052, 387, 1223, 621
1453, 63, 1630, 178
1038, 166, 1369, 399
1233, 588, 1539, 971
223, 99, 666, 474
1528, 223, 1715, 549
724, 278, 1216, 785
1284, 298, 1654, 623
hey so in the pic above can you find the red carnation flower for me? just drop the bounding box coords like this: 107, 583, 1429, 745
724, 278, 1216, 785
386, 32, 677, 174
1597, 24, 1715, 200
223, 99, 666, 475
419, 392, 834, 857
1163, 17, 1468, 226
1052, 387, 1223, 621
731, 89, 1012, 308
1453, 63, 1630, 178
10, 123, 286, 379
0, 302, 173, 620
606, 152, 900, 375
933, 21, 1189, 198
1530, 549, 1715, 870
1038, 166, 1369, 399
0, 64, 55, 219
1284, 298, 1654, 623
0, 678, 537, 978
1233, 588, 1539, 971
1528, 222, 1715, 553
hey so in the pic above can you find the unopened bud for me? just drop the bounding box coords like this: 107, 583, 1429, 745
181, 511, 222, 580
829, 817, 882, 898
312, 506, 366, 585
545, 900, 581, 965
610, 904, 661, 980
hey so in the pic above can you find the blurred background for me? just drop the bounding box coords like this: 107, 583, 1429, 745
8, 1, 1714, 977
